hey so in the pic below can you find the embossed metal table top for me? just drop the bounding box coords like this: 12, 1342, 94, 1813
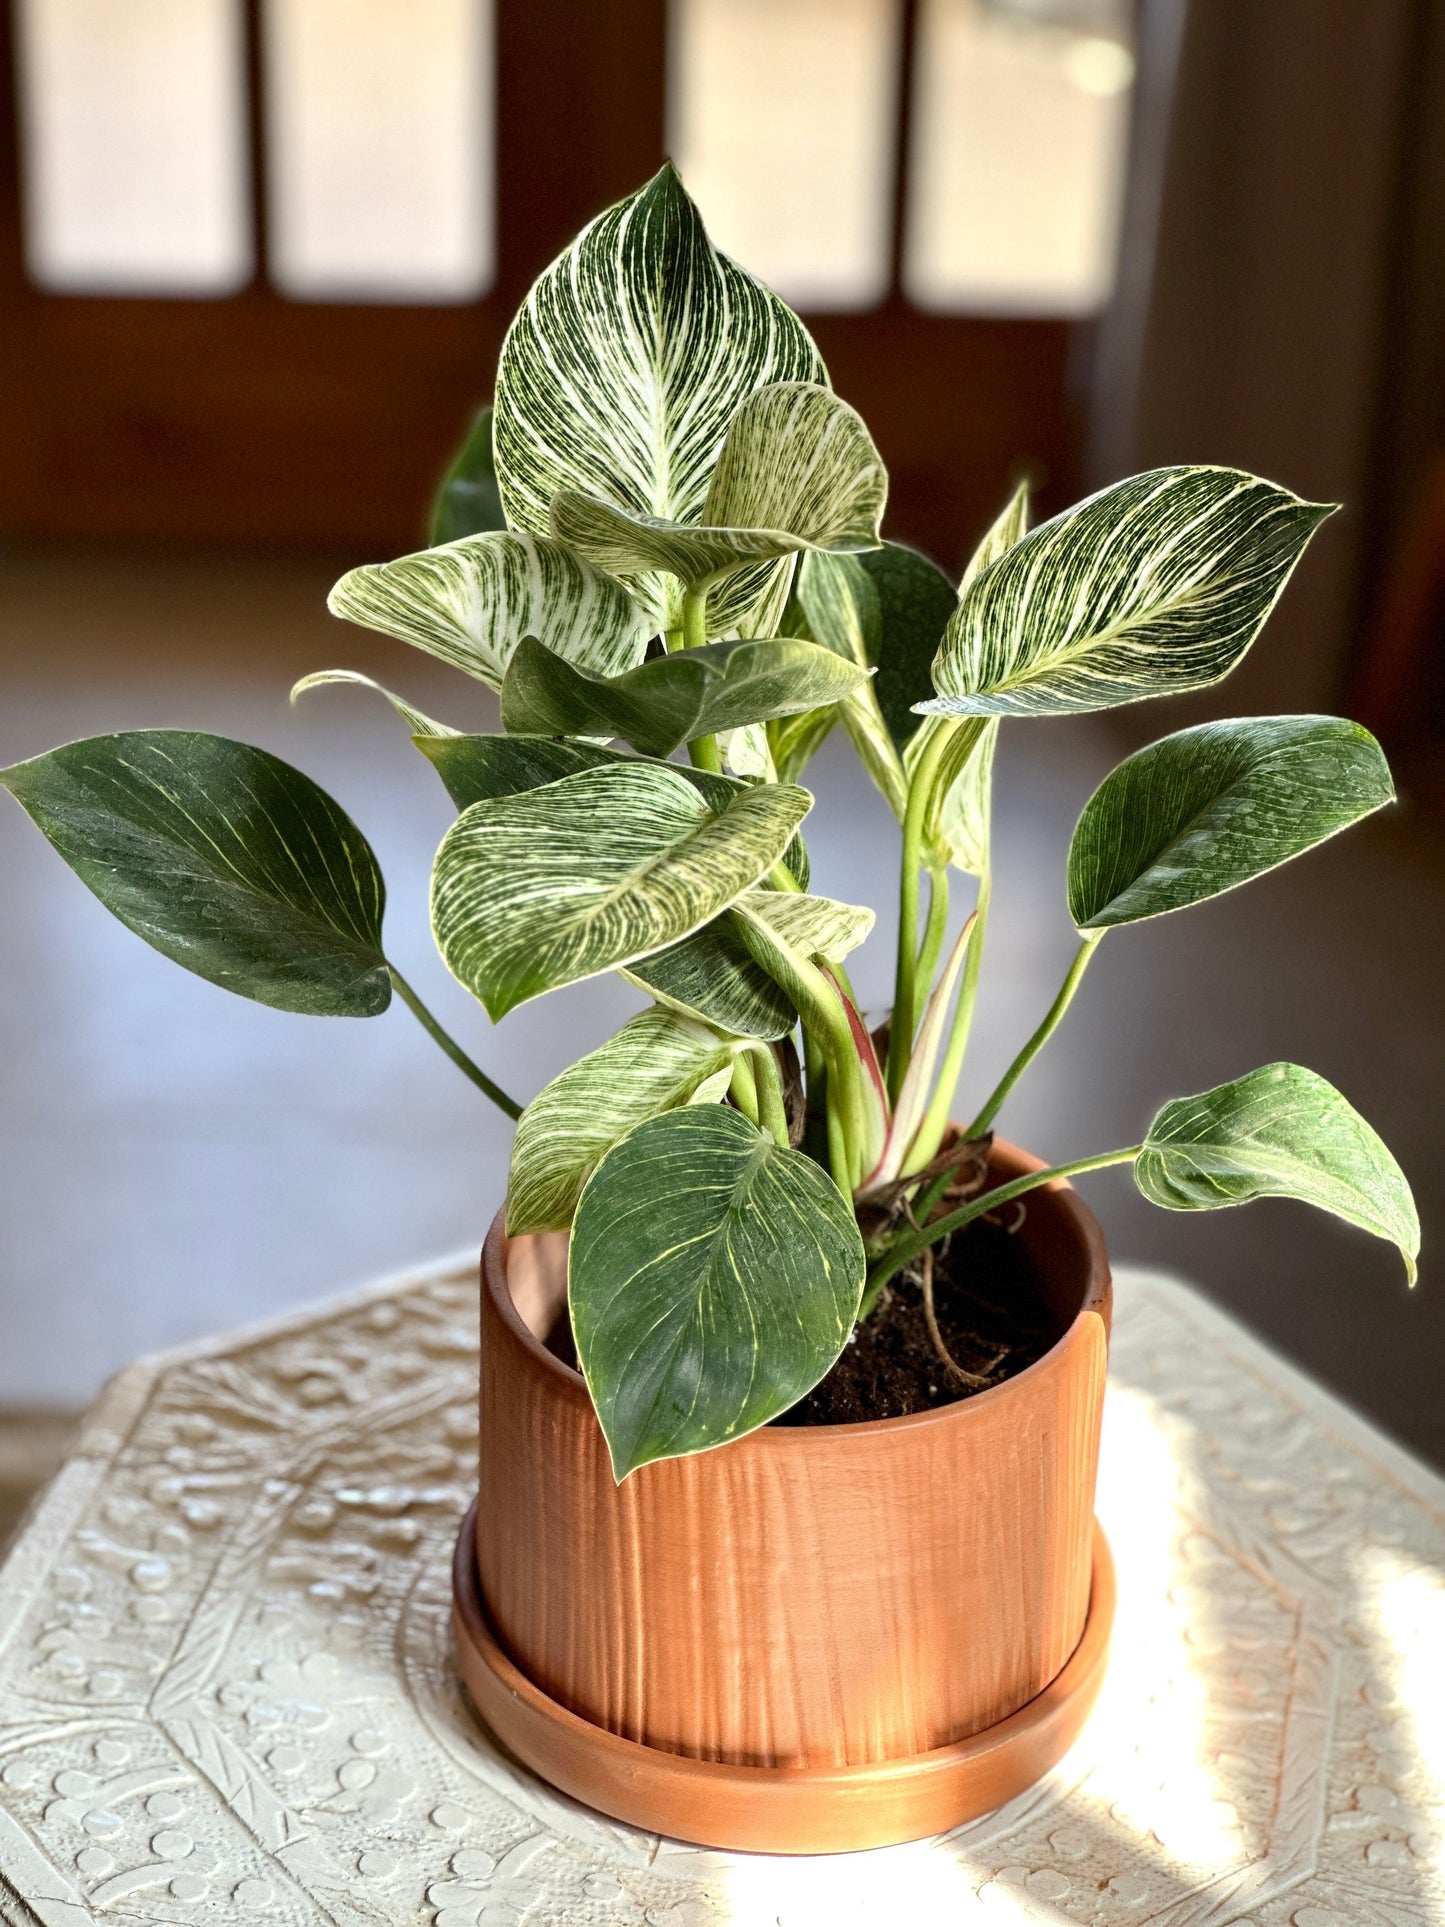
0, 1259, 1439, 1926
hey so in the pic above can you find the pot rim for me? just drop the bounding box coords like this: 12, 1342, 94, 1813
485, 1136, 1110, 1445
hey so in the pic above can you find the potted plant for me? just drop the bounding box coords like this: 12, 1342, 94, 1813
3, 167, 1417, 1856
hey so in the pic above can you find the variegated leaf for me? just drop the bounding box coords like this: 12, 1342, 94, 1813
768, 703, 837, 784
1136, 1063, 1419, 1284
290, 669, 458, 739
418, 732, 627, 811
500, 633, 868, 759
734, 887, 875, 963
904, 716, 995, 877
717, 722, 775, 780
921, 466, 1333, 717
571, 1104, 864, 1477
622, 925, 796, 1041
506, 1006, 740, 1233
548, 381, 883, 617
959, 479, 1030, 593
430, 761, 811, 1018
493, 164, 825, 632
328, 532, 651, 692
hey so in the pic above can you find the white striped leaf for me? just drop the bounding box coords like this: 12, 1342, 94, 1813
1069, 716, 1395, 930
1135, 1064, 1419, 1283
921, 466, 1333, 717
430, 402, 505, 545
506, 1006, 740, 1234
959, 479, 1030, 593
768, 703, 837, 784
716, 722, 775, 780
500, 633, 868, 759
328, 531, 651, 692
418, 733, 805, 1037
734, 888, 875, 964
571, 1105, 865, 1477
493, 164, 825, 633
290, 669, 458, 738
622, 925, 796, 1041
0, 731, 390, 1016
430, 761, 812, 1019
549, 383, 886, 636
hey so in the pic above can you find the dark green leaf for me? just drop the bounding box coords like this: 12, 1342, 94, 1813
571, 1105, 866, 1477
623, 921, 797, 1041
856, 542, 958, 750
1069, 716, 1395, 929
499, 634, 868, 759
430, 403, 506, 546
1, 731, 389, 1016
1136, 1063, 1419, 1283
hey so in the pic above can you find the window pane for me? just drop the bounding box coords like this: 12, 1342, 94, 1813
905, 0, 1133, 315
15, 0, 251, 295
668, 0, 899, 312
263, 0, 493, 304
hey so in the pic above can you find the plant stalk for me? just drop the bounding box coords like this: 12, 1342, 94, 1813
965, 930, 1104, 1140
387, 965, 522, 1118
887, 721, 953, 1101
729, 1050, 761, 1125
903, 866, 991, 1175
859, 1142, 1141, 1316
679, 584, 723, 771
748, 1043, 791, 1144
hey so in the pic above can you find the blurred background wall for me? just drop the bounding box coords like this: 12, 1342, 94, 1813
2, 0, 1442, 1509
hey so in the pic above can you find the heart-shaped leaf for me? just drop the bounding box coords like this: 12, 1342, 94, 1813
431, 761, 811, 1018
920, 466, 1333, 717
507, 1006, 739, 1234
499, 634, 869, 759
494, 164, 825, 633
550, 382, 886, 636
1069, 716, 1395, 930
1135, 1063, 1419, 1283
571, 1104, 865, 1477
328, 531, 651, 692
1, 731, 390, 1016
291, 669, 458, 738
430, 402, 506, 546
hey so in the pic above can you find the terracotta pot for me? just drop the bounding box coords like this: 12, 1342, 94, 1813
453, 1140, 1113, 1854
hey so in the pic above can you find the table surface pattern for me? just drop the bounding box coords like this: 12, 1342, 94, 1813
0, 1257, 1439, 1927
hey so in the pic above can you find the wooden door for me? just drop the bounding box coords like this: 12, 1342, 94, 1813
0, 0, 1087, 567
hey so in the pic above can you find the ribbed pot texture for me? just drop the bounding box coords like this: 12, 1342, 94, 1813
472, 1141, 1111, 1774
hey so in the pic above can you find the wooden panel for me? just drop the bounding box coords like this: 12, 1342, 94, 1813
0, 0, 1079, 555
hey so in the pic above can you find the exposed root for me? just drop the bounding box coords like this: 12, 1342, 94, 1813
917, 1246, 1003, 1388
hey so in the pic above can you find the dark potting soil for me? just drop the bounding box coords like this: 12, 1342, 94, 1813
773, 1214, 1066, 1427
541, 1204, 1067, 1424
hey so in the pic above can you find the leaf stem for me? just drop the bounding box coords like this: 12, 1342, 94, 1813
915, 866, 949, 996
888, 721, 952, 1101
680, 584, 722, 771
859, 1142, 1141, 1316
965, 930, 1105, 1140
387, 965, 522, 1118
903, 867, 991, 1175
748, 1043, 791, 1144
729, 1051, 761, 1126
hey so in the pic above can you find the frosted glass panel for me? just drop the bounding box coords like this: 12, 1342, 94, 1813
669, 0, 899, 312
16, 0, 251, 294
906, 0, 1133, 315
264, 0, 494, 303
